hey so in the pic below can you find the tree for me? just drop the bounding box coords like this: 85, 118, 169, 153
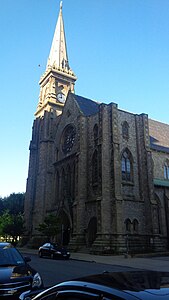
0, 211, 25, 244
37, 214, 60, 242
2, 193, 25, 215
0, 198, 4, 215
0, 211, 12, 240
0, 193, 25, 244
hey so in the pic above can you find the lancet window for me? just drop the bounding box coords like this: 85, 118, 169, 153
122, 121, 129, 140
121, 149, 133, 182
164, 162, 169, 179
92, 150, 98, 185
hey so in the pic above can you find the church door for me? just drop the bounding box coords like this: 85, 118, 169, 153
87, 217, 97, 246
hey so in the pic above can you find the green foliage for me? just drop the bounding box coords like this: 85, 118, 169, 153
1, 193, 25, 215
0, 211, 25, 243
0, 193, 25, 243
0, 211, 11, 237
38, 214, 61, 241
0, 198, 4, 215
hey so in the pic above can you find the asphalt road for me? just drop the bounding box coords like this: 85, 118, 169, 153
28, 254, 140, 287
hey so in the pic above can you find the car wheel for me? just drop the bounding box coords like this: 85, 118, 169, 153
39, 251, 43, 258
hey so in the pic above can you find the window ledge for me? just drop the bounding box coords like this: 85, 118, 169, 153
154, 178, 169, 187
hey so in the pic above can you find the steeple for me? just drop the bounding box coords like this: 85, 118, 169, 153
47, 1, 69, 71
35, 1, 77, 118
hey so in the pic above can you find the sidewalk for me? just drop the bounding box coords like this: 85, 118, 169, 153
18, 247, 169, 272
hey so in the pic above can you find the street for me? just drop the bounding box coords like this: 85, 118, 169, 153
27, 254, 139, 287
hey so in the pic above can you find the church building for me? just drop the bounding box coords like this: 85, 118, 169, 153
24, 2, 169, 254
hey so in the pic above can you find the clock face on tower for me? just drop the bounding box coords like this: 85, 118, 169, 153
62, 125, 76, 154
57, 92, 66, 103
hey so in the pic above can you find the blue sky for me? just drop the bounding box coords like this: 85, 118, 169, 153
0, 0, 169, 197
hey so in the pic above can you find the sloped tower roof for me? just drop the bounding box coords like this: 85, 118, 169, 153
47, 1, 69, 71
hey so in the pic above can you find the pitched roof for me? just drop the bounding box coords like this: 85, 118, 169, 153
149, 119, 169, 153
72, 94, 99, 116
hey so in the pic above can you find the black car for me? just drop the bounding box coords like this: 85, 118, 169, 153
0, 242, 43, 299
38, 243, 70, 259
20, 270, 169, 300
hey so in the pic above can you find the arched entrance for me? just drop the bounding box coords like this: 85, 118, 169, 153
57, 210, 71, 246
87, 217, 97, 246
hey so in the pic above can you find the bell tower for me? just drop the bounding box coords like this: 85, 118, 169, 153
24, 2, 77, 246
35, 1, 77, 118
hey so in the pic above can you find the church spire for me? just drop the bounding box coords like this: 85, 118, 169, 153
35, 1, 76, 118
47, 1, 69, 71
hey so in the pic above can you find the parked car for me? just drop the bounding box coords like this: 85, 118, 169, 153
38, 243, 70, 260
20, 270, 169, 300
0, 242, 43, 299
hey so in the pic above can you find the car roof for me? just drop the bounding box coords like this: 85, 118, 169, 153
54, 271, 169, 298
0, 242, 12, 248
73, 270, 169, 291
24, 270, 169, 300
42, 242, 58, 246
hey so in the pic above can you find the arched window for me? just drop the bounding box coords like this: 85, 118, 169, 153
62, 125, 76, 154
72, 162, 76, 201
66, 164, 71, 199
92, 150, 98, 185
164, 162, 169, 179
55, 170, 60, 203
110, 149, 114, 179
154, 194, 162, 234
125, 218, 132, 232
121, 149, 133, 182
61, 168, 66, 202
93, 124, 99, 146
55, 147, 59, 161
133, 219, 139, 233
93, 124, 98, 140
122, 121, 129, 140
87, 217, 97, 246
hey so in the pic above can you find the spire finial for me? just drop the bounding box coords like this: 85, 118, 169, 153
60, 1, 62, 10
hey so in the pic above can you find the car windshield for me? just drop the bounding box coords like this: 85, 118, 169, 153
50, 244, 59, 249
0, 245, 25, 266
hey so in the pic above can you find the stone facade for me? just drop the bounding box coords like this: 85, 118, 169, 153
24, 4, 169, 254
